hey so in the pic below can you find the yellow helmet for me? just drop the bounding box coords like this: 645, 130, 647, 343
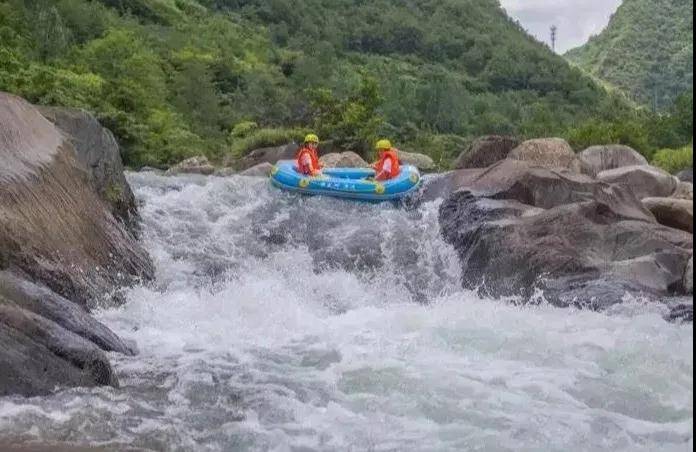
304, 133, 320, 144
375, 139, 392, 150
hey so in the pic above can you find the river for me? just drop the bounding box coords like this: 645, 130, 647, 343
0, 173, 692, 451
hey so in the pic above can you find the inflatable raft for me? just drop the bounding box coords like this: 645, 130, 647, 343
270, 160, 421, 201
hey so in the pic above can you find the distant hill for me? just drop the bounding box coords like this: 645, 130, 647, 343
566, 0, 693, 111
0, 0, 639, 166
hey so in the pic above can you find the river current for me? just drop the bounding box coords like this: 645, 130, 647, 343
0, 173, 692, 451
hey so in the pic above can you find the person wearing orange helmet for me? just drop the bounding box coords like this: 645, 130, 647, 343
296, 134, 323, 176
372, 139, 401, 181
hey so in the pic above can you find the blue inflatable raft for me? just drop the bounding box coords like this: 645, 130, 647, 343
269, 160, 421, 201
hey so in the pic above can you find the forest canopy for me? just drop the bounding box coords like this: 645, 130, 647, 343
0, 0, 692, 168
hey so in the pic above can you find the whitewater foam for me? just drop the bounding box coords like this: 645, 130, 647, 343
0, 173, 691, 452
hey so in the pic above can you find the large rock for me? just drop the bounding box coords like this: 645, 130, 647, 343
0, 271, 135, 355
398, 151, 435, 171
320, 151, 369, 168
38, 106, 138, 231
676, 168, 693, 183
0, 93, 151, 396
508, 138, 583, 173
440, 189, 692, 307
0, 301, 118, 397
438, 159, 654, 216
240, 162, 274, 177
642, 197, 693, 233
0, 93, 153, 306
598, 165, 679, 199
578, 145, 648, 177
454, 135, 520, 169
225, 143, 300, 170
165, 155, 216, 176
673, 182, 693, 200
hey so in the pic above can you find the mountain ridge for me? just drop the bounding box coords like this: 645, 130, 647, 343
565, 0, 693, 111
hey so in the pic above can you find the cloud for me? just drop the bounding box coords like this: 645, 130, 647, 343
499, 0, 623, 53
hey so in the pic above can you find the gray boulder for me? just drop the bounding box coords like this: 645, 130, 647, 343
578, 145, 648, 177
673, 182, 693, 200
508, 138, 583, 173
214, 167, 237, 177
0, 92, 153, 307
642, 197, 693, 233
0, 271, 135, 355
399, 151, 435, 171
454, 135, 520, 169
38, 106, 138, 230
0, 92, 151, 397
166, 155, 216, 176
676, 168, 693, 183
439, 189, 692, 307
598, 165, 679, 199
240, 162, 274, 177
320, 151, 369, 168
0, 302, 118, 397
225, 143, 300, 170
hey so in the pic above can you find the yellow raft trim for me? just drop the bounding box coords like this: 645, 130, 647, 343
374, 183, 385, 194
409, 172, 420, 184
299, 178, 311, 188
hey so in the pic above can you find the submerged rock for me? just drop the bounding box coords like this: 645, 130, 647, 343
454, 135, 520, 169
578, 144, 648, 177
166, 155, 216, 176
666, 303, 693, 323
508, 138, 583, 173
214, 167, 237, 177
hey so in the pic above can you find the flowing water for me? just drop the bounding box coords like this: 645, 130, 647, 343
0, 173, 692, 451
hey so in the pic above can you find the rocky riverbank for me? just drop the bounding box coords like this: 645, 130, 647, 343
435, 139, 693, 320
0, 93, 153, 397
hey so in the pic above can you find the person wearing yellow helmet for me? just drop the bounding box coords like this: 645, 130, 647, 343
372, 139, 401, 181
296, 133, 323, 176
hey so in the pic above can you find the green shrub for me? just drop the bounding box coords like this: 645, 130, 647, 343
651, 145, 693, 174
229, 128, 307, 158
565, 118, 653, 158
230, 121, 259, 139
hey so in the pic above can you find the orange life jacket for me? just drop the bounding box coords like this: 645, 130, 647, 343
374, 149, 400, 181
296, 146, 321, 175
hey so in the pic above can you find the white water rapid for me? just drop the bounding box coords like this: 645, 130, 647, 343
0, 173, 692, 451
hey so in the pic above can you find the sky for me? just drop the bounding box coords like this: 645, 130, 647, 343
499, 0, 623, 53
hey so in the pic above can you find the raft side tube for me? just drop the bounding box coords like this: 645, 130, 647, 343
270, 160, 421, 201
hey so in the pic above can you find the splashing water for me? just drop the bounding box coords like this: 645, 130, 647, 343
0, 173, 692, 451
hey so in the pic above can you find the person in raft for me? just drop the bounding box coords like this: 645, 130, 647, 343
295, 134, 324, 176
372, 139, 401, 181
